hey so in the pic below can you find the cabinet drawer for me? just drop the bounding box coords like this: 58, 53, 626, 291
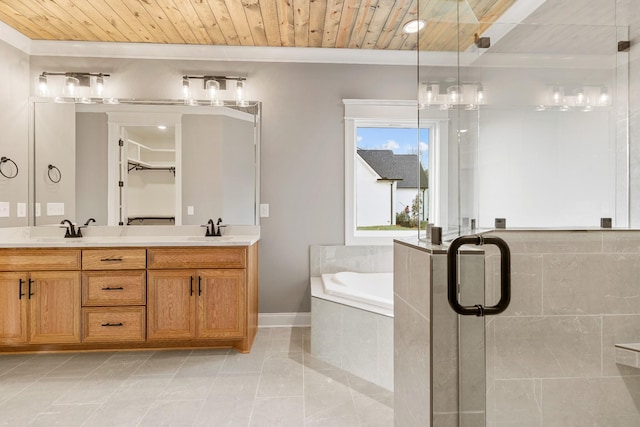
82, 307, 146, 342
0, 248, 80, 271
82, 249, 146, 270
82, 271, 146, 306
148, 247, 246, 269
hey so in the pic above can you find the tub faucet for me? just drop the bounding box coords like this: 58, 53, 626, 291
60, 219, 81, 238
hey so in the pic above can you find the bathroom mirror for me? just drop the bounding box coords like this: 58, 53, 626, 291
33, 100, 260, 227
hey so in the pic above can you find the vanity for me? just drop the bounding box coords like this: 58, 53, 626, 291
0, 228, 259, 354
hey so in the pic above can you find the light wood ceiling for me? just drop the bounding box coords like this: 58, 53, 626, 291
0, 0, 516, 51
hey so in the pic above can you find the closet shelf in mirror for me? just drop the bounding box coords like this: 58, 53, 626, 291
127, 160, 175, 175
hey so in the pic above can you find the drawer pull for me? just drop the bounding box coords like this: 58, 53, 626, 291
101, 286, 124, 291
100, 257, 123, 262
101, 322, 124, 327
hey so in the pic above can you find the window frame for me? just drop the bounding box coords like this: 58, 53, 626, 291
344, 99, 448, 246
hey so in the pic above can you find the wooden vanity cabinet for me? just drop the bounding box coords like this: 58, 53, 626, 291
0, 249, 81, 346
0, 244, 258, 353
81, 249, 147, 343
147, 269, 245, 341
147, 246, 257, 352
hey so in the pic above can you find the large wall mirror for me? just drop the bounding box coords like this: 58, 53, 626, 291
33, 100, 260, 227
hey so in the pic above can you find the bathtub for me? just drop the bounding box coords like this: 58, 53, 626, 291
320, 271, 394, 312
310, 271, 394, 391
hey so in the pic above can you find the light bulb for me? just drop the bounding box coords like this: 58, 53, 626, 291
552, 86, 563, 105
575, 88, 585, 106
447, 85, 461, 104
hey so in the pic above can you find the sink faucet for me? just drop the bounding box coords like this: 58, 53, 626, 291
204, 218, 223, 237
76, 218, 96, 237
60, 219, 81, 238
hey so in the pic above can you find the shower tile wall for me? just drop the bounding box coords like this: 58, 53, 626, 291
486, 230, 640, 427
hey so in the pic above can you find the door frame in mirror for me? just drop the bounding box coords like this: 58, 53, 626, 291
107, 111, 182, 226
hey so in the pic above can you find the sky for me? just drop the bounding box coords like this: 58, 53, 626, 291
356, 127, 429, 168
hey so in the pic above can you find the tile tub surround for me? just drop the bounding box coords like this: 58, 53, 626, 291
0, 327, 393, 427
309, 244, 394, 391
310, 293, 394, 391
485, 230, 640, 427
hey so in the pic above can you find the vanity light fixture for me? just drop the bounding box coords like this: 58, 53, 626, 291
38, 72, 111, 101
419, 81, 486, 110
541, 84, 611, 111
182, 75, 248, 106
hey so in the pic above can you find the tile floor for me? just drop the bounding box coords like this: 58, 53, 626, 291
0, 327, 393, 426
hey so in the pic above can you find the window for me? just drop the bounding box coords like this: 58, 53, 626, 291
344, 100, 447, 245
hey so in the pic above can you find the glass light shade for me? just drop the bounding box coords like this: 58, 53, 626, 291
575, 88, 585, 106
38, 75, 48, 96
206, 79, 224, 106
236, 80, 248, 107
65, 76, 79, 97
447, 85, 461, 104
182, 77, 191, 100
599, 87, 610, 106
476, 85, 485, 104
93, 75, 105, 97
551, 86, 564, 105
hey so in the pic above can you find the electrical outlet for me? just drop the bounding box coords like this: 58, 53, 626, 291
260, 203, 269, 218
187, 205, 195, 215
35, 203, 41, 217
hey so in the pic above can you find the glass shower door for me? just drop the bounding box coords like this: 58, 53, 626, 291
420, 1, 629, 426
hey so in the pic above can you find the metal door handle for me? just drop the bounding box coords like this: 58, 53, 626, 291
18, 279, 25, 300
190, 276, 194, 296
28, 278, 34, 299
447, 234, 511, 316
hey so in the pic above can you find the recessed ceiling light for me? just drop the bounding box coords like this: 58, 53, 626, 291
157, 125, 167, 130
403, 19, 426, 34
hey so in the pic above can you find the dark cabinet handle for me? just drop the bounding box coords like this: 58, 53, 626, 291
101, 287, 124, 291
100, 257, 123, 262
101, 323, 124, 327
18, 279, 25, 300
190, 276, 194, 296
198, 276, 202, 296
28, 278, 34, 299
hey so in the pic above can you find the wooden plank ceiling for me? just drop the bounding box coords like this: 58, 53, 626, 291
0, 0, 516, 51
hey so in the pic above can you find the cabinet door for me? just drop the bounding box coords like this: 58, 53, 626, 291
29, 271, 81, 344
197, 269, 246, 339
147, 270, 196, 341
0, 272, 29, 344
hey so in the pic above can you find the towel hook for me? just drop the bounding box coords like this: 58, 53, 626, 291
47, 164, 61, 183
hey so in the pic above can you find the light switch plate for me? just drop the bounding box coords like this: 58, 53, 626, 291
260, 203, 269, 218
17, 202, 26, 218
0, 202, 9, 218
47, 202, 65, 216
187, 205, 194, 215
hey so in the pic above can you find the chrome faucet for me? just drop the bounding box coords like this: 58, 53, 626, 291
60, 219, 81, 238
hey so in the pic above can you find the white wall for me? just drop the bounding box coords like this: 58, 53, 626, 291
0, 39, 29, 226
356, 156, 393, 227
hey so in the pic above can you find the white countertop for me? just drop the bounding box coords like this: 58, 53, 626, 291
0, 225, 260, 248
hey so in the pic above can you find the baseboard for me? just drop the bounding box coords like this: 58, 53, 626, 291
258, 312, 311, 328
